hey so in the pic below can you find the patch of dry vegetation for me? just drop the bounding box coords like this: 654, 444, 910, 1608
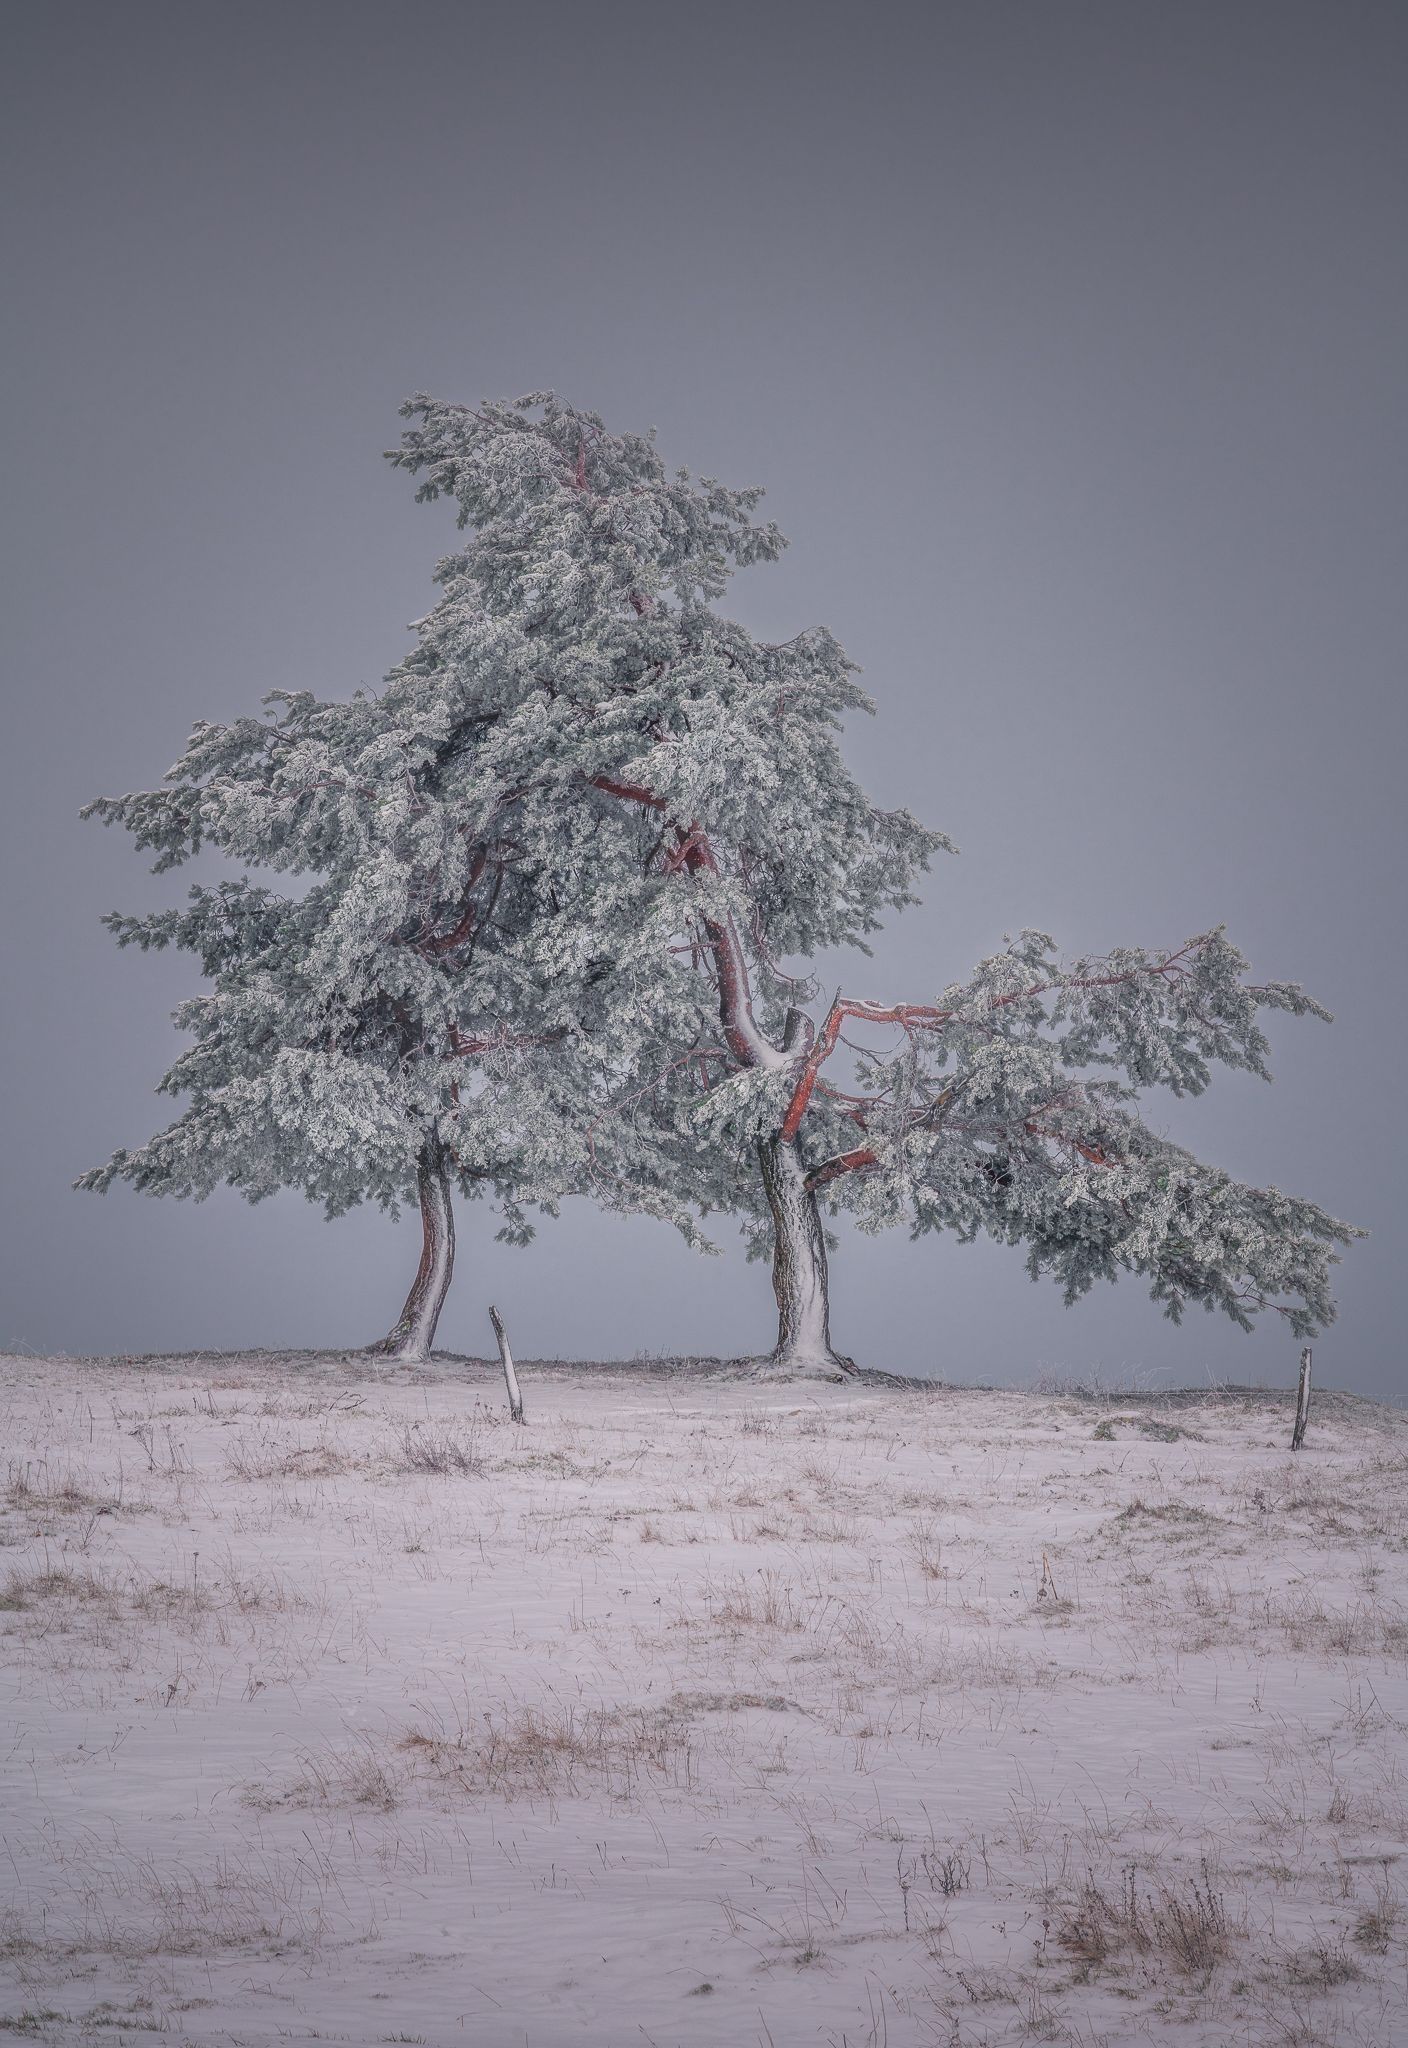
402, 1698, 698, 1800
2, 1564, 117, 1614
223, 1428, 356, 1480
0, 1848, 343, 1972
1056, 1858, 1242, 1980
382, 1415, 489, 1475
250, 1699, 700, 1811
4, 1460, 130, 1520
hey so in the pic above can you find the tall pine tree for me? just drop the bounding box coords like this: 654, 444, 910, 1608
79, 414, 719, 1355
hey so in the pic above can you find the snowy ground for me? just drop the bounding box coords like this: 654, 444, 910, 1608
2, 1352, 1406, 2048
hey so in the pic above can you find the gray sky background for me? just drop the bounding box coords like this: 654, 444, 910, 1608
2, 1, 1403, 1395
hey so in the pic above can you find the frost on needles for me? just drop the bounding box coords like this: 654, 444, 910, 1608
81, 390, 1360, 1374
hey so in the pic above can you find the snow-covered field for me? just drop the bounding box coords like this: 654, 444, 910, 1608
2, 1352, 1406, 2048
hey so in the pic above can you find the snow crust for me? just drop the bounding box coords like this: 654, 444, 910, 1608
2, 1350, 1406, 2045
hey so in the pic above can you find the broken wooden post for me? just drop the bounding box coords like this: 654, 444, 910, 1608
1291, 1346, 1313, 1451
489, 1304, 525, 1424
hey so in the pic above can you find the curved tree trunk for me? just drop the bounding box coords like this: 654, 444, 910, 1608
757, 1134, 855, 1378
369, 1138, 455, 1362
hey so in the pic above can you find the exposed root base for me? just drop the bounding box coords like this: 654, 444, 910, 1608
363, 1340, 432, 1366
747, 1351, 858, 1385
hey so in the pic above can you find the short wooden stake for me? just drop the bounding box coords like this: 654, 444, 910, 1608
489, 1304, 525, 1424
1291, 1346, 1313, 1451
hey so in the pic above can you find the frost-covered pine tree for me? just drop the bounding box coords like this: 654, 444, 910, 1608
388, 392, 1360, 1379
78, 431, 714, 1358
81, 706, 597, 1358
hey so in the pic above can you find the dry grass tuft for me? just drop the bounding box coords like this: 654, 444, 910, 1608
1285, 1933, 1363, 1990
224, 1430, 353, 1480
904, 1519, 945, 1578
1115, 1499, 1215, 1529
1352, 1874, 1402, 1954
246, 1735, 406, 1813
702, 1568, 808, 1630
385, 1418, 487, 1476
671, 1689, 799, 1715
737, 1406, 781, 1438
897, 1841, 971, 1907
1057, 1859, 1240, 1979
2, 1564, 119, 1613
399, 1698, 697, 1800
4, 1460, 127, 1518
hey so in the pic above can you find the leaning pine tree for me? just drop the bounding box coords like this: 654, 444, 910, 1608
388, 391, 1361, 1379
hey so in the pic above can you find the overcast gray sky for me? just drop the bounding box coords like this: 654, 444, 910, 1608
2, 1, 1403, 1395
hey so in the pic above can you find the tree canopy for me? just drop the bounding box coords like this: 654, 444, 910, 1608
83, 391, 1360, 1371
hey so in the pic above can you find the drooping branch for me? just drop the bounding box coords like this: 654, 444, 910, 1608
778, 938, 1261, 1146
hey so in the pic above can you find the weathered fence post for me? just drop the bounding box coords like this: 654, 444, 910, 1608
489, 1304, 526, 1424
1291, 1346, 1313, 1451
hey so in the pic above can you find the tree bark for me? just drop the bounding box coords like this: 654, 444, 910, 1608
369, 1138, 455, 1362
757, 1133, 854, 1378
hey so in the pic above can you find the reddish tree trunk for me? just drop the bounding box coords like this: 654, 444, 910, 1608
369, 1138, 455, 1362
